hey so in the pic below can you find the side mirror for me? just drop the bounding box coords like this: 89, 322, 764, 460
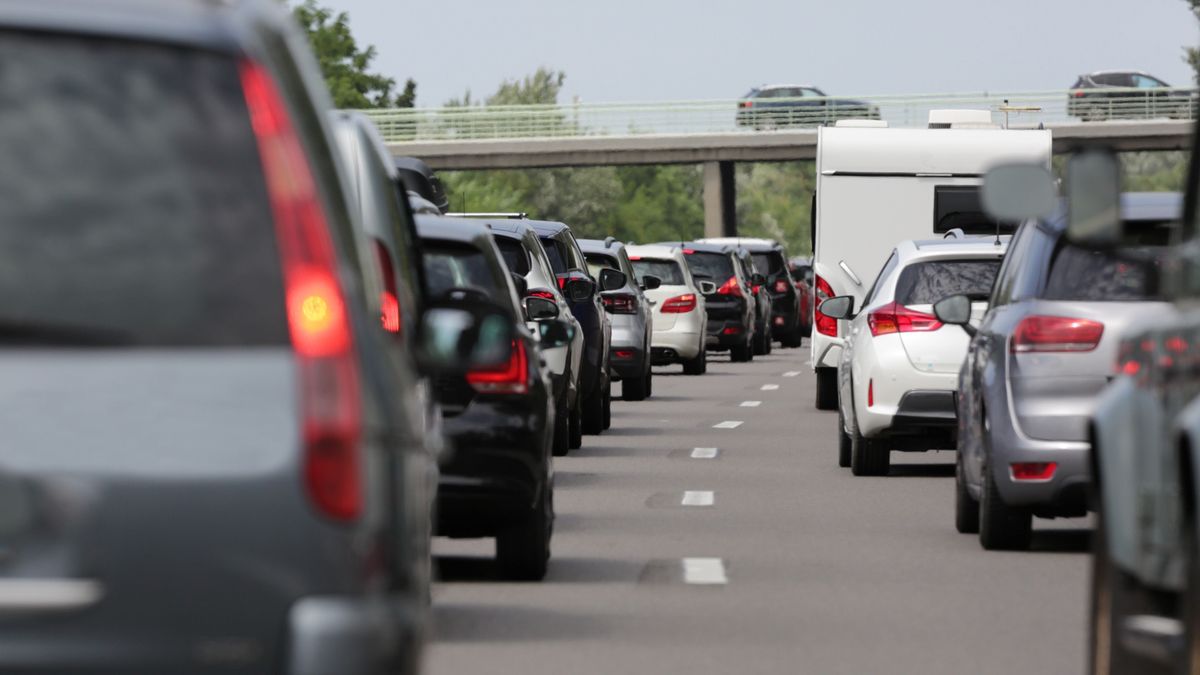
563, 277, 595, 302
510, 273, 528, 297
415, 301, 515, 373
697, 280, 717, 295
640, 274, 663, 291
817, 295, 855, 320
598, 268, 627, 292
1065, 148, 1122, 247
751, 273, 767, 287
981, 163, 1057, 223
537, 319, 572, 348
523, 295, 559, 321
933, 294, 978, 338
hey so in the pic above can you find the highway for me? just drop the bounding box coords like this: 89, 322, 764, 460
426, 345, 1091, 675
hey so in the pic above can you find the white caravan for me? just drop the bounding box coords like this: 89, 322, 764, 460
810, 120, 1051, 409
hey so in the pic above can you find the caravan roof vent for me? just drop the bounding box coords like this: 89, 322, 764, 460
928, 109, 998, 129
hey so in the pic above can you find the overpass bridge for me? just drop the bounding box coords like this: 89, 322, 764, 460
366, 88, 1195, 236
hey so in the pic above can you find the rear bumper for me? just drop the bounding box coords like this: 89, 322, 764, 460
989, 411, 1091, 516
705, 318, 750, 349
609, 345, 647, 379
651, 329, 703, 362
288, 596, 422, 675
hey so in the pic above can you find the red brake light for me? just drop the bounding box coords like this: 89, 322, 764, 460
1012, 315, 1104, 353
373, 240, 401, 335
1011, 462, 1057, 481
628, 255, 642, 261
1073, 91, 1085, 98
740, 101, 753, 108
868, 302, 942, 337
527, 289, 556, 301
683, 248, 696, 255
603, 293, 638, 314
752, 284, 762, 294
774, 279, 790, 294
467, 340, 529, 394
717, 276, 743, 297
661, 293, 697, 313
814, 274, 838, 337
241, 59, 361, 522
556, 276, 567, 290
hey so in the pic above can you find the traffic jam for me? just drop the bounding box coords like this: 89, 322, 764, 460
2, 1, 1200, 674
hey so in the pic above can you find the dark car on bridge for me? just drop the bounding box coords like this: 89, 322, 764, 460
676, 241, 759, 362
1067, 70, 1197, 121
416, 215, 564, 580
735, 84, 880, 129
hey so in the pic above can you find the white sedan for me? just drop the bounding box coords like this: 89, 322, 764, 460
625, 244, 712, 375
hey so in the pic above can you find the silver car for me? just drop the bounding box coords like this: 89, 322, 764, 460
948, 192, 1180, 550
580, 238, 657, 401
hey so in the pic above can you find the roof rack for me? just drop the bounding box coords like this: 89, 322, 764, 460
603, 236, 617, 248
444, 212, 528, 219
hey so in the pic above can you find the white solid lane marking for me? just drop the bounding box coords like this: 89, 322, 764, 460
761, 384, 780, 391
681, 490, 715, 506
784, 371, 801, 377
682, 558, 728, 585
691, 447, 719, 459
740, 400, 761, 408
713, 420, 743, 429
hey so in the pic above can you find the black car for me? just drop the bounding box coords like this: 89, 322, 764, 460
416, 215, 561, 580
528, 220, 614, 434
395, 156, 449, 213
1068, 71, 1196, 121
677, 241, 759, 362
735, 84, 880, 129
702, 238, 804, 348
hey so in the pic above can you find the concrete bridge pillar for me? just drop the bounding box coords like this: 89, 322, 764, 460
702, 161, 737, 238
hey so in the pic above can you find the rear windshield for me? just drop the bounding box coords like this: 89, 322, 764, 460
540, 237, 569, 275
752, 252, 786, 275
632, 259, 685, 285
684, 251, 734, 281
423, 243, 500, 300
1043, 246, 1165, 301
0, 32, 287, 346
584, 252, 619, 279
895, 259, 1002, 305
495, 238, 531, 275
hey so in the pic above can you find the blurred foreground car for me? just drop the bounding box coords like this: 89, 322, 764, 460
0, 2, 511, 672
417, 216, 565, 580
627, 244, 713, 374
580, 238, 656, 401
735, 84, 880, 129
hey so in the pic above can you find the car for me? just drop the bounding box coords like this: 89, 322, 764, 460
675, 241, 759, 362
488, 219, 586, 454
945, 192, 1180, 551
735, 84, 880, 129
0, 2, 509, 671
627, 244, 713, 374
700, 237, 805, 348
1068, 70, 1196, 121
580, 237, 656, 401
394, 156, 449, 213
821, 237, 1007, 475
789, 256, 814, 338
731, 245, 774, 355
416, 215, 567, 580
528, 220, 614, 433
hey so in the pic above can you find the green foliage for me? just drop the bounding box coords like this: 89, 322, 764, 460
292, 0, 415, 108
1185, 0, 1200, 83
736, 162, 815, 256
1054, 151, 1189, 193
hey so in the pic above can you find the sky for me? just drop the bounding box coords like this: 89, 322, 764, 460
324, 0, 1199, 108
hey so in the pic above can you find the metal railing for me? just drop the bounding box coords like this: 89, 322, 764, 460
362, 87, 1199, 144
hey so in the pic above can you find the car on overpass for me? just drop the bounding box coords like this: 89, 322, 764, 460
1067, 70, 1197, 121
735, 84, 880, 129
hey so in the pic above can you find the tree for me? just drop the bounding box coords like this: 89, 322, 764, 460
292, 0, 415, 108
1185, 0, 1200, 83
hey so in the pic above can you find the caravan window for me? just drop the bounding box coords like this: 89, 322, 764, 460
933, 186, 1015, 236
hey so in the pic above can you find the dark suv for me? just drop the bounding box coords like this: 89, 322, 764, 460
1068, 71, 1196, 121
677, 241, 758, 362
529, 220, 614, 433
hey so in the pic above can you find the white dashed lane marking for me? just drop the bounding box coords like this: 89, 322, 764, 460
761, 384, 780, 391
681, 491, 715, 506
690, 447, 719, 459
682, 558, 728, 585
740, 401, 761, 408
783, 371, 801, 377
713, 421, 743, 429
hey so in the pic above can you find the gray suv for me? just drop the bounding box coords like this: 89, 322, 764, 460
580, 238, 658, 401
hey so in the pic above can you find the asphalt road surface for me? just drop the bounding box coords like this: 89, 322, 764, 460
427, 345, 1090, 675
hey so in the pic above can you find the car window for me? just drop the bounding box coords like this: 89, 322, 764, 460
0, 31, 288, 347
632, 259, 685, 285
752, 252, 786, 275
565, 235, 589, 272
802, 88, 825, 97
1133, 75, 1165, 89
1043, 245, 1166, 301
422, 243, 500, 300
862, 251, 899, 307
1101, 73, 1133, 87
585, 252, 619, 279
895, 259, 1002, 306
495, 237, 532, 276
684, 251, 735, 281
540, 237, 569, 275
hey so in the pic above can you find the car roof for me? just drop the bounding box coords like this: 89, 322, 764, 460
757, 84, 818, 90
674, 241, 736, 254
0, 0, 265, 50
577, 238, 627, 254
525, 219, 572, 237
477, 219, 537, 240
896, 238, 1010, 261
695, 237, 781, 252
626, 244, 682, 259
414, 214, 493, 244
1087, 70, 1156, 77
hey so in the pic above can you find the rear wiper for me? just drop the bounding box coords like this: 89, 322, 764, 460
0, 320, 134, 346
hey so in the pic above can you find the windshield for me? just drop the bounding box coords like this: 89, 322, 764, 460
895, 259, 1002, 305
584, 252, 619, 279
632, 259, 685, 285
684, 251, 734, 281
422, 243, 501, 300
752, 252, 786, 275
1044, 245, 1166, 301
496, 238, 532, 276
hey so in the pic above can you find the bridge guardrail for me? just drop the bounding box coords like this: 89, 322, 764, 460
362, 88, 1199, 144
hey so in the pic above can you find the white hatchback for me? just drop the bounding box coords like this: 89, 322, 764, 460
823, 237, 1008, 475
625, 244, 711, 375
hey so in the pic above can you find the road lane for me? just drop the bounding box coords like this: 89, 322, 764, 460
427, 346, 1089, 675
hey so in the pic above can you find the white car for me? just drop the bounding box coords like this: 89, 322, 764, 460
625, 244, 712, 375
822, 237, 1008, 475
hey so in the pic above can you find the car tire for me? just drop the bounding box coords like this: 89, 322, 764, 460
622, 367, 649, 401
837, 408, 851, 468
955, 453, 979, 533
683, 349, 707, 375
730, 342, 751, 363
815, 367, 838, 410
602, 378, 612, 430
552, 398, 570, 457
784, 330, 804, 349
1088, 499, 1154, 675
754, 330, 769, 356
581, 386, 604, 435
850, 430, 889, 476
568, 396, 582, 449
496, 482, 552, 582
978, 461, 1032, 551
1180, 527, 1200, 675
646, 370, 653, 398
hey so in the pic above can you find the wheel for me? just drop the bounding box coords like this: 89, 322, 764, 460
622, 368, 649, 401
581, 385, 604, 435
568, 396, 582, 449
683, 348, 707, 375
955, 453, 979, 533
754, 330, 769, 356
815, 367, 838, 410
602, 379, 612, 430
783, 330, 803, 349
746, 337, 755, 362
837, 408, 851, 468
978, 461, 1032, 550
850, 429, 889, 476
496, 482, 552, 581
1088, 498, 1156, 674
764, 333, 773, 355
1181, 527, 1200, 675
552, 398, 569, 457
645, 370, 653, 398
730, 342, 751, 363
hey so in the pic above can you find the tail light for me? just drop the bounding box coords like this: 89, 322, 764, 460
867, 379, 874, 407
868, 302, 942, 337
1011, 462, 1057, 481
717, 276, 743, 297
1012, 315, 1103, 353
774, 279, 790, 294
372, 240, 401, 335
241, 60, 361, 522
467, 340, 529, 394
527, 289, 556, 301
614, 349, 635, 359
661, 293, 697, 313
603, 293, 638, 314
722, 326, 742, 335
1072, 91, 1085, 98
739, 101, 753, 109
556, 276, 567, 290
814, 274, 837, 336
752, 284, 763, 294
